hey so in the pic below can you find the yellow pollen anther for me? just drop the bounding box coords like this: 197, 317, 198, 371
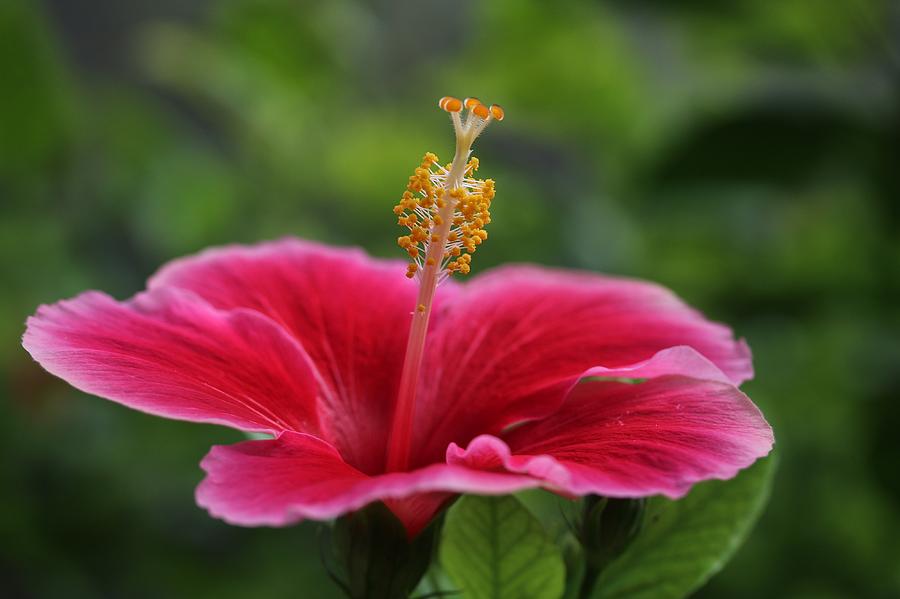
489, 104, 505, 121
464, 97, 482, 110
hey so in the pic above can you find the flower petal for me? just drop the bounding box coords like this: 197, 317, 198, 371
150, 238, 440, 474
197, 431, 541, 537
414, 266, 754, 464
581, 345, 736, 385
23, 288, 319, 434
447, 375, 773, 499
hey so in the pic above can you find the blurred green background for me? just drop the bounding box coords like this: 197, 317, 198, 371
2, 0, 898, 597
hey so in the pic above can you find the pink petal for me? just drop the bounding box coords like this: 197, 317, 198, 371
414, 266, 754, 464
581, 345, 736, 385
447, 375, 773, 499
197, 431, 542, 537
23, 288, 319, 434
150, 238, 447, 474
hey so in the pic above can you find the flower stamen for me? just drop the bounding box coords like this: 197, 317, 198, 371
386, 95, 503, 472
394, 96, 501, 282
395, 154, 495, 280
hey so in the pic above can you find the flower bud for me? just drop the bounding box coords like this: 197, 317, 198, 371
576, 496, 646, 595
322, 502, 439, 599
581, 496, 645, 567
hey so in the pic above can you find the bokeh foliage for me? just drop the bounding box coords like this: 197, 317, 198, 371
1, 0, 898, 597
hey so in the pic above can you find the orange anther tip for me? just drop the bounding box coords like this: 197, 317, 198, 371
472, 103, 490, 119
438, 96, 462, 113
489, 104, 505, 121
464, 97, 482, 109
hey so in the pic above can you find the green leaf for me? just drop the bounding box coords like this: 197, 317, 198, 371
441, 495, 566, 599
594, 456, 776, 599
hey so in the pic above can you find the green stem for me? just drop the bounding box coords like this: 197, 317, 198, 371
578, 564, 600, 599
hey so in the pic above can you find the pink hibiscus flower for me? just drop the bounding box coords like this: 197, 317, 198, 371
22, 97, 772, 538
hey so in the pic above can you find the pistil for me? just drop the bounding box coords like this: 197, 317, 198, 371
385, 96, 502, 472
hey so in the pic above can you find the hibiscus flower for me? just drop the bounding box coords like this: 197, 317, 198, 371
22, 97, 772, 538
